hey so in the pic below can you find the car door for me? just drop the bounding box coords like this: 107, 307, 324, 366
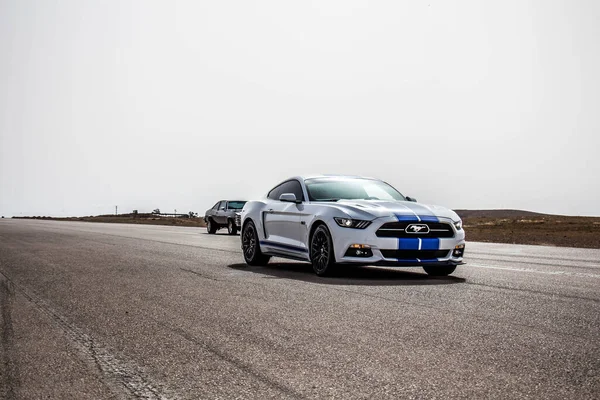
262, 180, 305, 255
215, 201, 227, 224
206, 202, 219, 221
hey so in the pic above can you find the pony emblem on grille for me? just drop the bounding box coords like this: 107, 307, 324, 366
406, 224, 430, 234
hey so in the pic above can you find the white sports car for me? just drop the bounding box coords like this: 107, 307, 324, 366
240, 175, 465, 276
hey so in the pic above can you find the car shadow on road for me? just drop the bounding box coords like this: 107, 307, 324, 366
228, 262, 465, 286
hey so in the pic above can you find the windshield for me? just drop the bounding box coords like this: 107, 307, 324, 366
304, 178, 405, 202
227, 201, 246, 210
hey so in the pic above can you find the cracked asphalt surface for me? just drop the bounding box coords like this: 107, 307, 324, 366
0, 219, 598, 399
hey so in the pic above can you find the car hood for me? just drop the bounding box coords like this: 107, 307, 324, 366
326, 200, 460, 221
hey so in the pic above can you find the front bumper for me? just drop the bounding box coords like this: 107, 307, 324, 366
372, 259, 466, 267
330, 216, 466, 267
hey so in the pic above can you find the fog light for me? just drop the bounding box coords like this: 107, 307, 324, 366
345, 244, 373, 258
453, 244, 465, 257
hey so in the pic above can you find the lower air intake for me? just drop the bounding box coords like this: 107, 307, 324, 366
380, 250, 450, 259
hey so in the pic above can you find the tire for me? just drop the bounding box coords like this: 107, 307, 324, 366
423, 265, 456, 276
241, 221, 271, 266
207, 219, 217, 234
227, 219, 238, 235
310, 224, 336, 276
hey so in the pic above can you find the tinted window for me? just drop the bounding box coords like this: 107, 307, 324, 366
282, 180, 304, 201
227, 201, 246, 210
267, 184, 283, 200
268, 180, 304, 201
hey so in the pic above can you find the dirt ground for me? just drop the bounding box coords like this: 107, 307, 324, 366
455, 210, 600, 249
12, 209, 600, 249
14, 215, 209, 228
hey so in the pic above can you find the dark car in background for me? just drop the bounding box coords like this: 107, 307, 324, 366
204, 200, 246, 235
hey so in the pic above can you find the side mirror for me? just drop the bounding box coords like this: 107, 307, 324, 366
406, 196, 417, 202
220, 207, 226, 211
279, 193, 301, 203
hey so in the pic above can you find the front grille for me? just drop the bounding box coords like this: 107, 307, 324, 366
376, 222, 454, 238
380, 250, 450, 259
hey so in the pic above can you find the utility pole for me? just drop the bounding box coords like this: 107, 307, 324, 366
115, 205, 118, 215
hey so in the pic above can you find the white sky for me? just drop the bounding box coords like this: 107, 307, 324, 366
1, 0, 599, 217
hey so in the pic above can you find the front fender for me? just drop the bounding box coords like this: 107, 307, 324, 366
241, 200, 268, 241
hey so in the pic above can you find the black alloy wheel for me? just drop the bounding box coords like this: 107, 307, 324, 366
310, 225, 336, 276
241, 221, 270, 266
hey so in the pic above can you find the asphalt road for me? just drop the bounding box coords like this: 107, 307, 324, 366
0, 220, 598, 399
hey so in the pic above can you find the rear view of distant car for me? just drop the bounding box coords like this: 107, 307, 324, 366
204, 200, 246, 235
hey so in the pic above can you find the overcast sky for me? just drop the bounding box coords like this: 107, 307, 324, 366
1, 0, 599, 217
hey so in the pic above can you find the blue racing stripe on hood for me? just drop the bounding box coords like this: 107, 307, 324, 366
395, 214, 440, 223
419, 215, 439, 223
395, 214, 420, 222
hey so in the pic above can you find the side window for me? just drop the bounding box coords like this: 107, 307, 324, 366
288, 180, 305, 201
212, 202, 220, 210
267, 185, 283, 200
218, 201, 226, 210
270, 180, 304, 202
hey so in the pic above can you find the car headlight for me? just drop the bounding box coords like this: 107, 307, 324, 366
453, 220, 463, 231
334, 217, 371, 229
